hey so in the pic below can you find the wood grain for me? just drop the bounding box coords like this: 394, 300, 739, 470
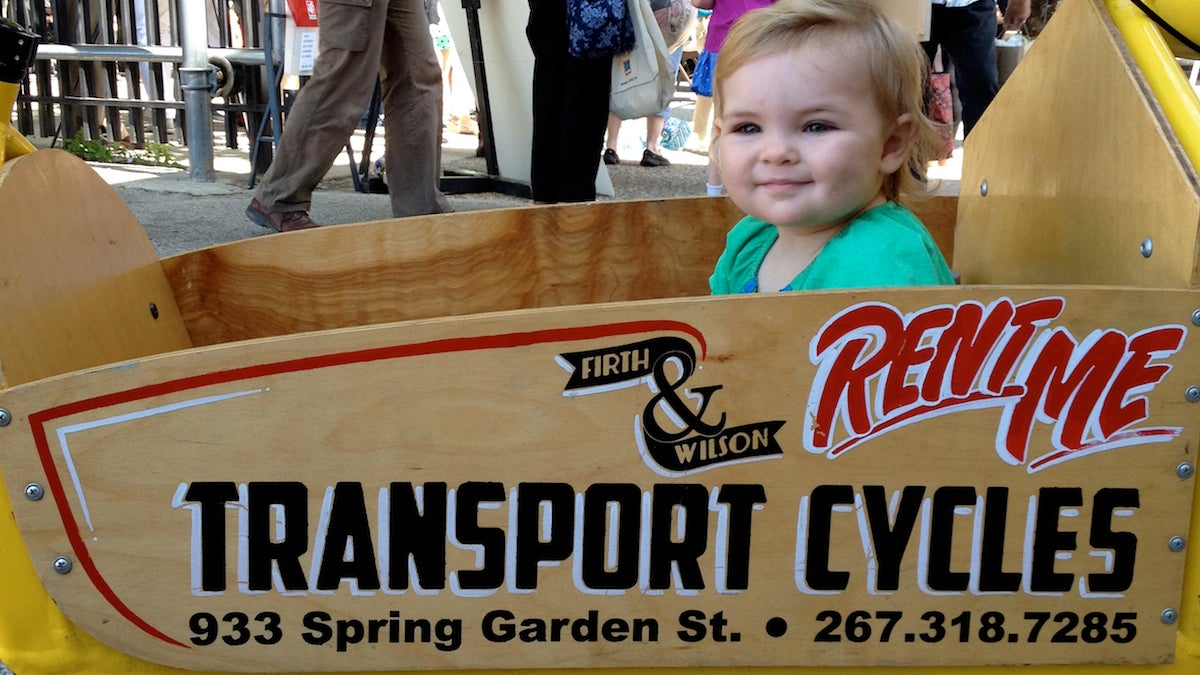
1, 286, 1192, 671
161, 196, 956, 348
953, 0, 1200, 287
0, 150, 192, 386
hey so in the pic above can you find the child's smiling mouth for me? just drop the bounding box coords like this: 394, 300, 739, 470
757, 177, 810, 189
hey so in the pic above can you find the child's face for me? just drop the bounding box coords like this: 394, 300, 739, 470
714, 39, 912, 232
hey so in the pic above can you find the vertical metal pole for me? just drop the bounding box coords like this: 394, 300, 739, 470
179, 0, 214, 180
461, 0, 498, 176
269, 0, 285, 138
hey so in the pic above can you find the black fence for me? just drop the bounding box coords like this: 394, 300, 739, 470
4, 0, 272, 160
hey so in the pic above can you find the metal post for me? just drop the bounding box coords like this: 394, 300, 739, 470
178, 0, 213, 181
460, 0, 498, 177
268, 0, 285, 145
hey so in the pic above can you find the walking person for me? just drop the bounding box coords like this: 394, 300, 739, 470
247, 0, 451, 232
526, 0, 613, 203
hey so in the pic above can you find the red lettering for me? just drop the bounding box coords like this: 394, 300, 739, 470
985, 298, 1065, 392
809, 305, 904, 445
882, 306, 953, 414
923, 300, 1010, 400
1003, 330, 1129, 462
1100, 327, 1186, 436
807, 297, 1184, 471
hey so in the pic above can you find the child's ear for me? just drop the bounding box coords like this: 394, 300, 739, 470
709, 119, 724, 166
880, 113, 916, 174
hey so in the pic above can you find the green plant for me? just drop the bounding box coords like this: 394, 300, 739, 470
141, 142, 183, 168
61, 131, 184, 169
62, 130, 115, 163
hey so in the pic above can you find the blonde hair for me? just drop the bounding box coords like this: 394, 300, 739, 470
713, 0, 941, 199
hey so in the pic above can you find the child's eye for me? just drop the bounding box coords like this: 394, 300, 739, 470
803, 121, 834, 133
732, 122, 761, 134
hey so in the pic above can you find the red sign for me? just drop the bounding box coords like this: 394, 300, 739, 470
286, 0, 318, 27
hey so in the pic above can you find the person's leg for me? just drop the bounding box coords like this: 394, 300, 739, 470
437, 46, 452, 125
527, 0, 567, 202
642, 114, 669, 166
643, 45, 682, 165
529, 64, 566, 200
603, 113, 622, 164
253, 0, 386, 213
379, 0, 452, 216
689, 94, 713, 149
645, 116, 666, 154
935, 0, 998, 136
555, 56, 611, 201
527, 0, 609, 202
705, 158, 723, 196
605, 113, 621, 151
686, 47, 714, 151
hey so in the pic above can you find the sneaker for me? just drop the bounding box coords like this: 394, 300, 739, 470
602, 148, 619, 165
640, 148, 671, 167
245, 197, 321, 233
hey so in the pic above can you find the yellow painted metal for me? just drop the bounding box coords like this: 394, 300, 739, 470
1, 81, 36, 164
1105, 0, 1200, 177
1136, 0, 1200, 57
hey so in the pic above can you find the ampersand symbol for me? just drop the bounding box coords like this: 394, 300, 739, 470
641, 350, 726, 443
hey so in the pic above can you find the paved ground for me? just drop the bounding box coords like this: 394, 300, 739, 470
86, 128, 709, 256
71, 101, 961, 257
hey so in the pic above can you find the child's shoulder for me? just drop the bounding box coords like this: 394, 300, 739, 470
821, 202, 953, 287
844, 202, 935, 249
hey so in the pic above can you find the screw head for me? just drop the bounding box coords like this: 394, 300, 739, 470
24, 483, 44, 501
1161, 608, 1179, 624
1188, 386, 1200, 402
52, 556, 73, 574
1179, 462, 1196, 480
0, 409, 10, 426
1169, 536, 1186, 552
980, 180, 989, 197
1142, 237, 1154, 258
1192, 309, 1200, 326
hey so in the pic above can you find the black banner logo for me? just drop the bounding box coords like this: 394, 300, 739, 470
560, 337, 784, 475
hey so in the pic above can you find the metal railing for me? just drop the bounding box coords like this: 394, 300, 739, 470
3, 0, 276, 179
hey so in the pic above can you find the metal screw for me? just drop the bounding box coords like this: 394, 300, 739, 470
24, 483, 44, 501
1179, 462, 1196, 480
1188, 387, 1200, 402
1192, 309, 1200, 326
1161, 608, 1179, 625
1169, 536, 1187, 552
52, 556, 73, 574
0, 409, 10, 427
1141, 237, 1154, 258
980, 180, 988, 197
149, 302, 159, 320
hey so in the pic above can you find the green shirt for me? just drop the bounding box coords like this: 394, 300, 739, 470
709, 202, 955, 294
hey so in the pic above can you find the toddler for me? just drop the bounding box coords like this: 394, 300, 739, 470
708, 0, 955, 293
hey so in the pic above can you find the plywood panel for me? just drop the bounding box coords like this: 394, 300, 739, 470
1, 286, 1194, 671
161, 198, 742, 346
162, 195, 956, 348
0, 151, 192, 386
909, 193, 957, 264
953, 0, 1200, 287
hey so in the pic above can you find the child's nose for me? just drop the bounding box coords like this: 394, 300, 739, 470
760, 135, 800, 164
